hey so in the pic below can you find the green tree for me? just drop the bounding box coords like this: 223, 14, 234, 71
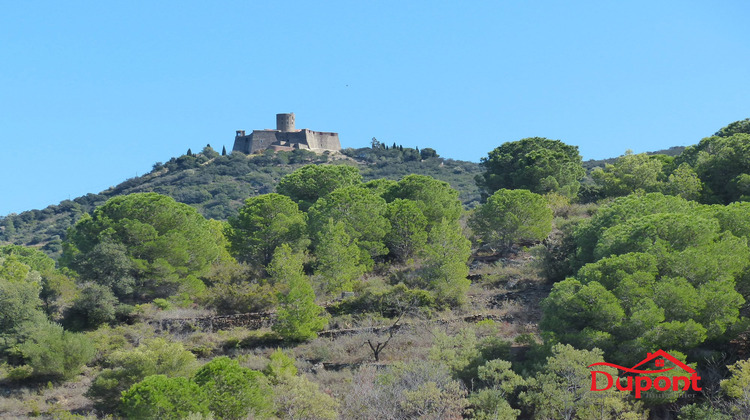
363, 178, 398, 197
715, 118, 750, 137
120, 375, 209, 420
664, 163, 702, 201
276, 164, 363, 210
423, 219, 472, 306
520, 344, 644, 419
0, 255, 46, 343
65, 283, 118, 330
87, 338, 198, 412
313, 219, 365, 294
17, 320, 95, 379
679, 404, 730, 420
65, 240, 137, 299
572, 193, 700, 267
226, 193, 308, 268
62, 193, 225, 301
592, 151, 665, 197
477, 137, 585, 198
721, 359, 750, 418
383, 174, 462, 230
469, 359, 525, 420
384, 199, 428, 262
541, 278, 625, 352
0, 244, 56, 273
308, 186, 389, 262
201, 145, 219, 159
592, 212, 719, 260
468, 189, 552, 251
420, 147, 438, 159
674, 133, 750, 203
545, 201, 749, 363
270, 245, 327, 341
192, 356, 273, 420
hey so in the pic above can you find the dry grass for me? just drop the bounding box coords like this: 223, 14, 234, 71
0, 368, 97, 419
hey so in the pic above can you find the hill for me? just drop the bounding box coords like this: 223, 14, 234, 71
0, 146, 482, 258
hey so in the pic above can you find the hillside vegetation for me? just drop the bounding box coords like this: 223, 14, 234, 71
0, 145, 481, 258
3, 119, 750, 419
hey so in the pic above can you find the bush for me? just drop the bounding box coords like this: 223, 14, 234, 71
270, 245, 328, 341
87, 338, 197, 412
468, 189, 552, 252
273, 375, 339, 420
192, 356, 273, 419
328, 283, 436, 316
152, 298, 172, 310
120, 375, 209, 420
65, 283, 118, 330
7, 364, 34, 381
17, 321, 94, 379
203, 281, 277, 315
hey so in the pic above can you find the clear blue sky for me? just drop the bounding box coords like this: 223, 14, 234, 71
1, 1, 749, 215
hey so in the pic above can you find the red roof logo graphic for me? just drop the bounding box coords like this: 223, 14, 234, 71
588, 349, 695, 374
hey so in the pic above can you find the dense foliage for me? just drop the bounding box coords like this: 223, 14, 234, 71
543, 193, 750, 365
477, 137, 585, 198
61, 193, 227, 302
468, 189, 553, 251
3, 119, 750, 418
0, 146, 481, 257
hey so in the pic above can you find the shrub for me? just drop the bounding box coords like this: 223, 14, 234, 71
270, 245, 328, 341
65, 283, 118, 330
7, 364, 34, 381
120, 375, 209, 420
192, 356, 273, 419
152, 298, 172, 310
273, 374, 339, 420
263, 348, 298, 382
17, 321, 94, 379
468, 189, 552, 252
87, 338, 197, 412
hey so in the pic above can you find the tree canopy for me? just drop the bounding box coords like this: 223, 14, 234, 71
674, 133, 750, 203
276, 164, 363, 210
477, 137, 585, 198
62, 193, 226, 301
225, 193, 308, 268
469, 189, 552, 251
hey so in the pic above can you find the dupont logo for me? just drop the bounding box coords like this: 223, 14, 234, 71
588, 349, 701, 398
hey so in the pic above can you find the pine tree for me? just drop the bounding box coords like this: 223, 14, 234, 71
222, 146, 227, 156
424, 219, 471, 306
269, 245, 327, 341
314, 219, 365, 294
186, 148, 193, 156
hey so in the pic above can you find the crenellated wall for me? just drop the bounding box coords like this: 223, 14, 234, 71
232, 117, 341, 154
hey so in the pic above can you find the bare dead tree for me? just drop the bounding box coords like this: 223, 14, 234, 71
366, 312, 403, 362
363, 293, 422, 362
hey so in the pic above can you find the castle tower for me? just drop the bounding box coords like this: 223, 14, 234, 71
276, 113, 295, 132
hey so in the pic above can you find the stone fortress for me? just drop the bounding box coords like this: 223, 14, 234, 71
232, 113, 341, 154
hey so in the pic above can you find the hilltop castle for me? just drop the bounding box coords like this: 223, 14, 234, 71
232, 113, 341, 154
